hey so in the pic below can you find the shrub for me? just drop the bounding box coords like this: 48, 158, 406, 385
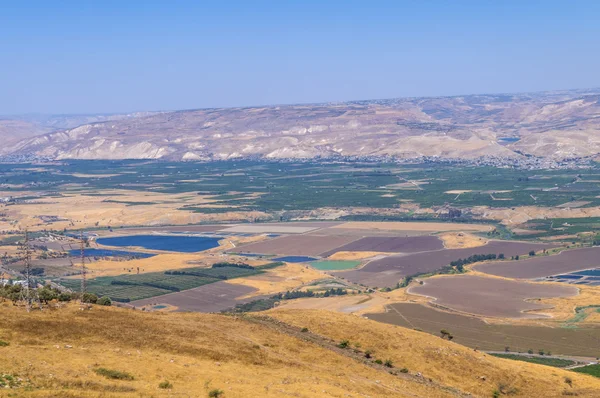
82, 293, 98, 304
94, 368, 134, 380
300, 327, 309, 333
528, 349, 534, 354
564, 377, 573, 387
0, 340, 9, 347
58, 293, 72, 302
492, 390, 500, 398
97, 296, 112, 306
364, 350, 373, 359
374, 359, 383, 365
337, 340, 349, 349
384, 359, 394, 368
400, 367, 409, 373
209, 389, 224, 397
538, 349, 545, 356
159, 380, 173, 389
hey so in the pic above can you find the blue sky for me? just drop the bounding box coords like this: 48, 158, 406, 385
2, 0, 599, 114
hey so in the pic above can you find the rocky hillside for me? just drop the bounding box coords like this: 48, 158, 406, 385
3, 88, 600, 161
0, 303, 598, 397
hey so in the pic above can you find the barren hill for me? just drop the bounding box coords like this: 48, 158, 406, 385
0, 303, 598, 397
3, 88, 600, 161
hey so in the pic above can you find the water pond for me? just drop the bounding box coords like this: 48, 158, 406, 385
96, 234, 221, 253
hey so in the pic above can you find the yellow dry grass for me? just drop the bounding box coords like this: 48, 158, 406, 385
278, 289, 415, 315
534, 284, 600, 322
438, 232, 488, 249
327, 251, 387, 260
4, 189, 270, 231
0, 303, 456, 398
225, 263, 326, 298
82, 253, 209, 277
334, 221, 492, 232
270, 309, 600, 397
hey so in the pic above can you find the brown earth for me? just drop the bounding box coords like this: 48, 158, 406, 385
130, 281, 266, 312
319, 235, 444, 257
337, 240, 557, 288
407, 274, 578, 318
234, 234, 360, 256
365, 303, 600, 358
474, 247, 600, 279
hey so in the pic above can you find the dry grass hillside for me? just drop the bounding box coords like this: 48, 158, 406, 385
0, 303, 598, 397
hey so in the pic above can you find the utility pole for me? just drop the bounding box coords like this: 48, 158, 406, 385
18, 229, 39, 311
80, 232, 87, 303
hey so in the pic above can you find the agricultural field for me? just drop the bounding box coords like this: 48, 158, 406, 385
365, 303, 600, 357
489, 354, 578, 368
572, 364, 600, 378
59, 264, 265, 302
131, 281, 266, 312
234, 234, 360, 257
310, 260, 361, 271
408, 275, 578, 318
474, 247, 600, 279
319, 236, 444, 256
7, 160, 600, 363
3, 161, 600, 232
337, 240, 556, 288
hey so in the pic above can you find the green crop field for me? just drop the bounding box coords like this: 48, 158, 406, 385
3, 160, 600, 212
310, 260, 361, 270
490, 354, 576, 368
571, 364, 600, 377
59, 265, 263, 302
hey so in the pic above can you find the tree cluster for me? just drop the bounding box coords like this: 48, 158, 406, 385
449, 253, 502, 270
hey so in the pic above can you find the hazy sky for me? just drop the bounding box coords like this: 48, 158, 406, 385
2, 0, 599, 114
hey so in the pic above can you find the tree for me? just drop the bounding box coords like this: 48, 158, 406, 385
528, 349, 534, 354
58, 293, 72, 302
498, 253, 505, 259
515, 255, 520, 261
529, 250, 536, 256
82, 292, 98, 304
38, 287, 57, 304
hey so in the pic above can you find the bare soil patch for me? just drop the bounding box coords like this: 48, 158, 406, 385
130, 281, 266, 312
340, 240, 556, 287
333, 221, 493, 232
327, 251, 388, 260
408, 275, 578, 318
474, 247, 600, 279
320, 236, 444, 257
366, 303, 600, 357
235, 234, 359, 256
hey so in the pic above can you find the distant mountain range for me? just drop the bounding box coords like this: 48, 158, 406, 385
2, 88, 600, 161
